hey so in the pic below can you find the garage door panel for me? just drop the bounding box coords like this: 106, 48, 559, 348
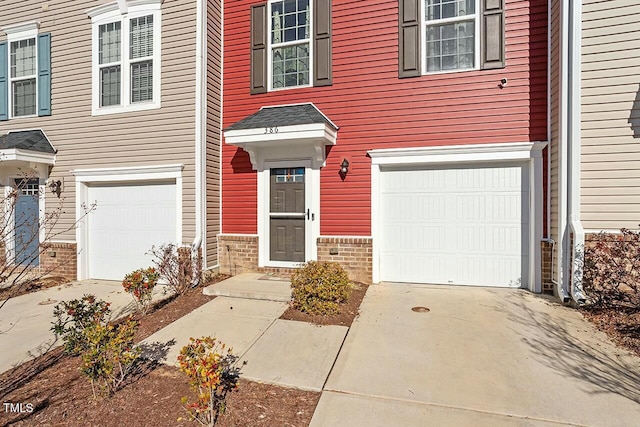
380, 165, 528, 287
87, 182, 177, 281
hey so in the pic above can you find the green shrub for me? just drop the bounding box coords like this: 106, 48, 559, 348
178, 337, 240, 426
291, 261, 353, 315
80, 317, 141, 398
51, 294, 111, 355
122, 267, 160, 315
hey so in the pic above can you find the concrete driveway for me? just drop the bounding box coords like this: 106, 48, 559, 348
0, 280, 168, 374
311, 283, 640, 427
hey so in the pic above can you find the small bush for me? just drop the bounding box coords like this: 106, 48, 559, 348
583, 228, 640, 311
178, 337, 241, 426
148, 243, 201, 295
80, 317, 141, 398
122, 267, 160, 315
51, 294, 111, 355
291, 261, 353, 315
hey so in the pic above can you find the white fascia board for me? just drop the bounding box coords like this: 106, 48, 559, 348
369, 142, 547, 166
71, 164, 183, 182
224, 123, 336, 145
0, 149, 55, 165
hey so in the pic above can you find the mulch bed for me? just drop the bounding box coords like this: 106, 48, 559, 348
0, 274, 320, 427
280, 282, 369, 327
581, 308, 640, 357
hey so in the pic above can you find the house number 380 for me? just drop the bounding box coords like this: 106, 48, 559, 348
264, 127, 279, 134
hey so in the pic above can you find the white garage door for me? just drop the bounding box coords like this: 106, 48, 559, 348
380, 165, 528, 287
87, 181, 177, 280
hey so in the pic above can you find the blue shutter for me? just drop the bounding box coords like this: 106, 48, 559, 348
37, 33, 51, 116
0, 41, 8, 121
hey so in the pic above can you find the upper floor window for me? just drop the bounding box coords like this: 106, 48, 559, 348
87, 0, 161, 115
250, 0, 332, 94
0, 22, 52, 121
399, 0, 505, 78
270, 0, 311, 89
424, 0, 478, 73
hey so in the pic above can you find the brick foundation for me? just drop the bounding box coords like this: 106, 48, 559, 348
39, 242, 77, 281
317, 237, 372, 283
218, 235, 259, 276
541, 240, 553, 294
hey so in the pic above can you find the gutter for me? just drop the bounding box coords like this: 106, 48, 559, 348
192, 0, 207, 286
558, 0, 570, 302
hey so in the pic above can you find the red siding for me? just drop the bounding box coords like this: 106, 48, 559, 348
222, 0, 548, 235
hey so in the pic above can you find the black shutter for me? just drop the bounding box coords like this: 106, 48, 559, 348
481, 0, 505, 69
313, 0, 332, 86
250, 3, 267, 94
398, 0, 420, 78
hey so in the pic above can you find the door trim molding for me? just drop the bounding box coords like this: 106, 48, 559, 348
258, 159, 319, 267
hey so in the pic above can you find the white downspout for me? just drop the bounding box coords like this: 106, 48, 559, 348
557, 0, 570, 302
567, 0, 586, 304
192, 0, 207, 286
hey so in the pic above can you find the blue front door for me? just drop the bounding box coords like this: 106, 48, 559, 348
14, 179, 40, 266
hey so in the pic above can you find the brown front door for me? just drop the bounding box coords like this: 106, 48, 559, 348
270, 167, 305, 262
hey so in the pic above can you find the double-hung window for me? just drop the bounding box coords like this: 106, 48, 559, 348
399, 0, 505, 78
270, 0, 311, 89
0, 22, 51, 121
88, 1, 161, 115
250, 0, 332, 94
424, 0, 478, 73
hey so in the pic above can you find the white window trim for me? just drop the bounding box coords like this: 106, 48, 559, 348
71, 164, 183, 280
3, 23, 40, 119
368, 141, 547, 293
88, 1, 162, 116
267, 0, 314, 92
420, 0, 480, 75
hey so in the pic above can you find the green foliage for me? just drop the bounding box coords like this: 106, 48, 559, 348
80, 317, 141, 398
177, 337, 241, 426
51, 294, 111, 355
122, 267, 160, 314
290, 261, 353, 315
583, 228, 640, 311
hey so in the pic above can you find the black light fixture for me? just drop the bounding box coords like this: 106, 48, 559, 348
340, 158, 350, 174
48, 179, 62, 197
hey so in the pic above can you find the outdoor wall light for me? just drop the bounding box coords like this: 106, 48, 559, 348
48, 179, 62, 197
340, 159, 350, 174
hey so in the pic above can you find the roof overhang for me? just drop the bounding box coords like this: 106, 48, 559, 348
0, 148, 56, 165
224, 122, 338, 170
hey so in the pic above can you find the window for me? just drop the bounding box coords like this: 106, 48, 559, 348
270, 0, 311, 89
424, 0, 478, 73
0, 22, 51, 121
88, 1, 161, 115
250, 0, 332, 94
398, 0, 505, 78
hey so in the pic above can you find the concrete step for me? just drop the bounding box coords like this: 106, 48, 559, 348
203, 273, 291, 302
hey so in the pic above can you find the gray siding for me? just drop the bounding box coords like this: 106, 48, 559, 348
0, 0, 199, 243
581, 0, 640, 230
549, 0, 561, 281
206, 0, 221, 267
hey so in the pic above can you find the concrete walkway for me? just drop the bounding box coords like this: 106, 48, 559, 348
310, 284, 640, 427
143, 273, 348, 392
0, 280, 169, 374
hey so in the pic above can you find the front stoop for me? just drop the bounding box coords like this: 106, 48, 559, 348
202, 272, 292, 302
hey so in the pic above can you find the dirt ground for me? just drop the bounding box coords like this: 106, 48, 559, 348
581, 308, 640, 357
0, 275, 370, 426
